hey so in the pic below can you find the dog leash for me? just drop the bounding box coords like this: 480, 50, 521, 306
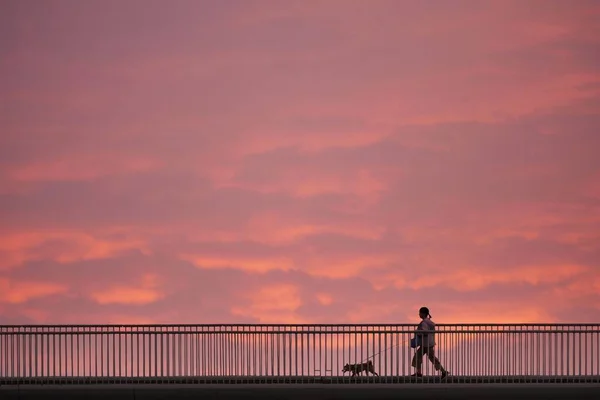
360, 338, 409, 363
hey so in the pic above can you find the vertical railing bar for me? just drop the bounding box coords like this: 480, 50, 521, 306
194, 328, 198, 378
188, 328, 192, 378
1, 327, 4, 378
112, 329, 116, 379
136, 328, 140, 378
165, 327, 169, 379
14, 328, 18, 380
185, 327, 189, 377
270, 326, 274, 377
28, 330, 33, 379
288, 326, 291, 378
277, 326, 280, 378
322, 326, 326, 377
179, 327, 182, 378
156, 331, 160, 379
92, 328, 96, 378
68, 329, 72, 379
578, 328, 582, 378
567, 325, 570, 378
28, 328, 33, 378
201, 328, 205, 377
593, 326, 600, 382
232, 327, 235, 378
142, 328, 146, 378
10, 328, 13, 379
202, 326, 206, 378
75, 328, 79, 379
252, 326, 256, 377
4, 327, 8, 378
542, 328, 545, 378
258, 327, 262, 378
123, 327, 127, 378
160, 328, 164, 379
50, 328, 54, 378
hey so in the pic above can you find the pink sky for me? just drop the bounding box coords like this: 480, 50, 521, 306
1, 0, 599, 325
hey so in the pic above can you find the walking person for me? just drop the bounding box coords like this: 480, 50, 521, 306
411, 306, 448, 378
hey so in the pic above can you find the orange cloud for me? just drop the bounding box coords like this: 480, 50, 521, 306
233, 128, 388, 157
2, 1, 599, 327
0, 278, 68, 304
181, 255, 294, 273
8, 155, 161, 182
90, 287, 162, 305
219, 160, 387, 202
231, 283, 306, 323
244, 213, 384, 245
552, 273, 600, 299
106, 315, 159, 324
405, 264, 588, 291
90, 274, 163, 305
316, 293, 333, 306
304, 255, 393, 279
345, 302, 405, 323
431, 303, 555, 324
0, 230, 149, 270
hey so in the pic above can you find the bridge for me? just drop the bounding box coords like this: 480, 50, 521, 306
2, 323, 599, 399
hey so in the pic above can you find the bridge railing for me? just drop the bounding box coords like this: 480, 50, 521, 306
1, 324, 599, 384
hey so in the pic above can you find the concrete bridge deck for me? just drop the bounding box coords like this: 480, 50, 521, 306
2, 383, 600, 400
2, 375, 599, 385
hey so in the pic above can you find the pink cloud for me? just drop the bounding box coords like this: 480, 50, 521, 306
90, 274, 163, 305
1, 0, 599, 326
0, 278, 68, 304
231, 283, 306, 323
8, 155, 161, 182
0, 230, 149, 270
182, 254, 294, 273
405, 264, 588, 291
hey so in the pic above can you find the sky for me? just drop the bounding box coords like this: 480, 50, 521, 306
1, 0, 599, 326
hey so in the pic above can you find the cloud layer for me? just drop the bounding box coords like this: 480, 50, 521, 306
1, 0, 599, 325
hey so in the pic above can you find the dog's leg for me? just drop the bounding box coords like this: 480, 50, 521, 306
367, 362, 378, 376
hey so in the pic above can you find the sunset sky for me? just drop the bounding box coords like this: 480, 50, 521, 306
1, 0, 599, 325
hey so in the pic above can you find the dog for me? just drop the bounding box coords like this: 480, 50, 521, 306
342, 360, 379, 376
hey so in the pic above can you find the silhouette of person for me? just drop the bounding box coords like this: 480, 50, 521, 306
411, 306, 448, 378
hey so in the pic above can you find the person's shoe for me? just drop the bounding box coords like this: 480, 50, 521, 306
411, 373, 423, 377
441, 370, 448, 379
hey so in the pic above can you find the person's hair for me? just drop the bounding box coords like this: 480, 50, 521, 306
419, 306, 432, 318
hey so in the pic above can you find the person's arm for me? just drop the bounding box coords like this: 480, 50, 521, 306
413, 321, 425, 346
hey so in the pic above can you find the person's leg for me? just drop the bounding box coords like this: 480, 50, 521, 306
426, 347, 448, 377
411, 347, 424, 375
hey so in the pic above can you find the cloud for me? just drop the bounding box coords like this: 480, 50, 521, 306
1, 0, 599, 326
0, 230, 150, 270
231, 283, 306, 323
90, 274, 163, 305
0, 278, 68, 304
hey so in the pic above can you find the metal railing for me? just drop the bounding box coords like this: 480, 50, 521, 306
1, 324, 599, 384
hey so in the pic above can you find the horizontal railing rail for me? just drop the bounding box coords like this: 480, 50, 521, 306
1, 324, 599, 384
